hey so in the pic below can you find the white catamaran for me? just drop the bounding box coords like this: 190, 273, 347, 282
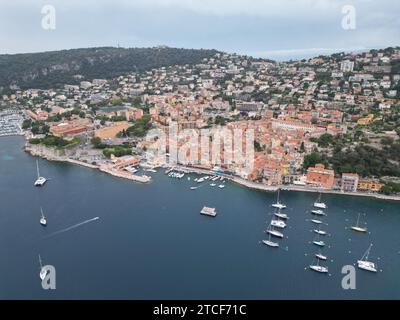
39, 207, 47, 226
34, 159, 47, 187
271, 219, 287, 229
351, 213, 367, 233
272, 189, 286, 209
357, 244, 378, 272
313, 193, 327, 209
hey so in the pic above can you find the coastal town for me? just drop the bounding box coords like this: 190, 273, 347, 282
1, 47, 400, 199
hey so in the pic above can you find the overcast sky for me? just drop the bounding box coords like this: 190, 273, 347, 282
0, 0, 399, 60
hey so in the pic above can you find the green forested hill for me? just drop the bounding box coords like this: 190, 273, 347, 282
0, 47, 219, 92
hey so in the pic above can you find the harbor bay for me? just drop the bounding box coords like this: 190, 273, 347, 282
1, 136, 400, 299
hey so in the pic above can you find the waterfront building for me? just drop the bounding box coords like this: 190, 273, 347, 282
358, 180, 384, 192
306, 163, 335, 189
341, 173, 360, 192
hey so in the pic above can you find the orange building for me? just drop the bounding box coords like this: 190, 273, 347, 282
357, 180, 384, 192
50, 120, 91, 137
26, 110, 49, 121
306, 163, 335, 189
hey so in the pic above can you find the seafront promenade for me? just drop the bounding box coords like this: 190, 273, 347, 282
172, 165, 400, 202
22, 142, 400, 201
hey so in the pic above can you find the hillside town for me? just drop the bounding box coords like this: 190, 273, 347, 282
1, 47, 400, 196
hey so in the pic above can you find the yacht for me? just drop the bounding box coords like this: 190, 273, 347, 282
313, 240, 325, 247
271, 219, 286, 229
266, 223, 284, 238
357, 244, 378, 272
125, 165, 138, 174
34, 159, 47, 187
218, 184, 225, 189
39, 255, 47, 280
309, 258, 329, 273
311, 209, 326, 216
313, 193, 327, 209
39, 207, 47, 226
351, 213, 367, 233
315, 253, 328, 261
313, 228, 327, 236
210, 183, 216, 187
272, 189, 286, 209
274, 209, 288, 220
262, 237, 279, 248
200, 206, 217, 217
311, 219, 323, 224
313, 234, 326, 247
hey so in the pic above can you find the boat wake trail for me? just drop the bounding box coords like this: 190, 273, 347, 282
44, 217, 100, 238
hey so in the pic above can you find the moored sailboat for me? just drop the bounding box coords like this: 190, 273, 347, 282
357, 244, 378, 272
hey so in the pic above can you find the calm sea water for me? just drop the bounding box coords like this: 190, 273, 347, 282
1, 136, 400, 299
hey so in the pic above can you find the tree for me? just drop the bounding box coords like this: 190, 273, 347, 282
254, 141, 264, 152
299, 141, 305, 153
22, 119, 32, 129
91, 137, 102, 147
381, 136, 394, 145
303, 152, 328, 169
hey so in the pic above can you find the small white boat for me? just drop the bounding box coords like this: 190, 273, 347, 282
313, 240, 325, 247
210, 183, 216, 187
262, 239, 279, 248
197, 178, 205, 183
34, 160, 47, 187
351, 213, 367, 233
274, 212, 288, 219
311, 219, 323, 224
313, 193, 327, 209
39, 255, 47, 280
267, 230, 284, 238
311, 209, 326, 216
316, 253, 328, 261
271, 220, 286, 229
357, 244, 377, 272
218, 184, 225, 189
272, 189, 286, 209
309, 263, 328, 273
313, 229, 327, 236
190, 186, 198, 190
39, 207, 47, 226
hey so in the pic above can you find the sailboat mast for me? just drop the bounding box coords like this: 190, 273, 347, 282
38, 254, 43, 269
40, 207, 44, 218
356, 213, 361, 227
36, 159, 40, 179
277, 189, 280, 203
